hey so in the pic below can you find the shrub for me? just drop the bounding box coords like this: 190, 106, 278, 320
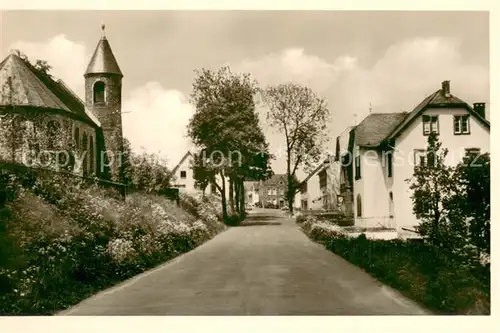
224, 214, 241, 226
0, 171, 225, 315
295, 214, 307, 224
320, 234, 490, 315
406, 134, 490, 265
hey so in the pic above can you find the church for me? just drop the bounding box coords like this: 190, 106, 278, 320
0, 25, 124, 183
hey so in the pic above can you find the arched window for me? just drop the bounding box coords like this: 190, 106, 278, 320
82, 131, 89, 176
47, 120, 60, 149
89, 135, 95, 175
356, 194, 362, 217
74, 126, 80, 149
93, 81, 105, 104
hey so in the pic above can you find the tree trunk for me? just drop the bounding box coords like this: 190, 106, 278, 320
287, 173, 294, 215
239, 179, 246, 219
235, 180, 240, 213
229, 177, 235, 215
220, 171, 228, 221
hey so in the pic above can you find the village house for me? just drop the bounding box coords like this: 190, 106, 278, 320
299, 161, 327, 211
0, 25, 124, 183
336, 80, 490, 238
298, 127, 354, 213
244, 180, 260, 206
254, 174, 287, 208
170, 150, 229, 196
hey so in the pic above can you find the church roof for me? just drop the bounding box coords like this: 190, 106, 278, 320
84, 36, 123, 77
0, 52, 99, 126
0, 53, 72, 112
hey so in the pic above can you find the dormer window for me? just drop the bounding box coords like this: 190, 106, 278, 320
93, 81, 106, 104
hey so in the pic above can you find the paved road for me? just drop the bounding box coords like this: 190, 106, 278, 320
59, 209, 430, 315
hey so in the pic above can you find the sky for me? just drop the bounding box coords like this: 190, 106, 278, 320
0, 10, 490, 178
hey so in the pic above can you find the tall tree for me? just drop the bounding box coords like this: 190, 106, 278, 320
406, 133, 465, 250
188, 66, 272, 223
190, 149, 216, 197
261, 83, 330, 214
455, 153, 490, 257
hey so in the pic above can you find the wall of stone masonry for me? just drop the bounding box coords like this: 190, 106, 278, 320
0, 107, 98, 177
84, 74, 123, 183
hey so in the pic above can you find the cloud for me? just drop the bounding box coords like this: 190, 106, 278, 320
9, 34, 88, 97
122, 82, 195, 167
10, 35, 488, 176
9, 35, 194, 168
232, 37, 489, 177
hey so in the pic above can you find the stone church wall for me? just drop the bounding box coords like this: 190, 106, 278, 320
0, 107, 98, 177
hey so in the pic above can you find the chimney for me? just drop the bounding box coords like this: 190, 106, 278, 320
473, 102, 486, 119
442, 80, 451, 97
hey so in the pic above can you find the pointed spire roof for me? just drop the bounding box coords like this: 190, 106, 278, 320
84, 25, 123, 77
0, 52, 71, 111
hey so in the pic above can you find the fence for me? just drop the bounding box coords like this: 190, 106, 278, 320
354, 216, 397, 230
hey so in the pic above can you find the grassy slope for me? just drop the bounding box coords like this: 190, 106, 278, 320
0, 174, 225, 315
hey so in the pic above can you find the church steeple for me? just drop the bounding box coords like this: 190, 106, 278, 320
84, 24, 123, 78
84, 25, 124, 183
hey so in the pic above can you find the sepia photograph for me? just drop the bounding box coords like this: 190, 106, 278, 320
0, 8, 491, 320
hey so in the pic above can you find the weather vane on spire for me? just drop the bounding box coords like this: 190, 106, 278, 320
101, 22, 106, 37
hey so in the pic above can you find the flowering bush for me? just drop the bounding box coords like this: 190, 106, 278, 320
296, 215, 345, 242
0, 171, 225, 315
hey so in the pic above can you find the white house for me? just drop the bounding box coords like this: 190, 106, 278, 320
298, 126, 355, 213
336, 80, 490, 238
171, 151, 229, 196
299, 161, 327, 211
244, 181, 260, 206
171, 151, 196, 192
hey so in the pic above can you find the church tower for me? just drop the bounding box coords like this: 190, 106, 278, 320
84, 24, 124, 182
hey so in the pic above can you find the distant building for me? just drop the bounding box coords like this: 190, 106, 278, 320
0, 25, 124, 183
256, 174, 287, 208
170, 151, 196, 192
336, 80, 490, 238
244, 181, 260, 206
170, 150, 229, 196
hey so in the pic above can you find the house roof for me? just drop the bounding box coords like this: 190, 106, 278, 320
261, 174, 287, 186
387, 84, 490, 141
85, 36, 123, 77
171, 151, 193, 175
335, 125, 354, 159
352, 80, 489, 148
0, 52, 99, 126
354, 112, 409, 148
299, 160, 330, 186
